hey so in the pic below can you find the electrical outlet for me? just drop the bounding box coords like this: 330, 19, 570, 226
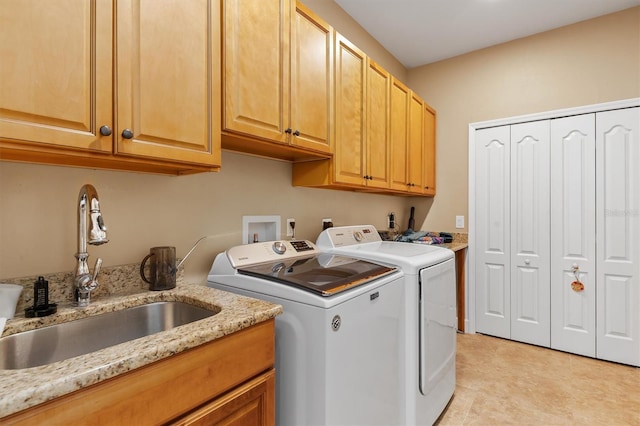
322, 218, 333, 230
455, 215, 465, 229
286, 218, 296, 237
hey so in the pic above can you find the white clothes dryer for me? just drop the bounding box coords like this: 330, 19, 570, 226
317, 225, 456, 425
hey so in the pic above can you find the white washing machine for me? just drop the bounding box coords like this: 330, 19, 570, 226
207, 240, 407, 426
317, 225, 456, 425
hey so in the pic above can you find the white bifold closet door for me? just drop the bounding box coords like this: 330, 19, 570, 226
596, 107, 640, 366
510, 121, 550, 346
475, 126, 511, 339
550, 114, 596, 357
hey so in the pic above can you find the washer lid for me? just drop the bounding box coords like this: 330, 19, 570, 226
237, 253, 396, 296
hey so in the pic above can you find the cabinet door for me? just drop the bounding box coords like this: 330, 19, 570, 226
423, 104, 437, 196
0, 0, 112, 152
550, 114, 596, 357
407, 92, 424, 193
223, 0, 289, 143
596, 107, 640, 366
365, 60, 390, 189
115, 0, 221, 166
475, 125, 511, 339
290, 3, 332, 153
389, 78, 409, 191
174, 370, 275, 426
510, 120, 550, 347
333, 34, 366, 186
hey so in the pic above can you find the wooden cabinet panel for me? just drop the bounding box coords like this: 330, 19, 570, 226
291, 3, 333, 153
334, 34, 366, 186
0, 0, 113, 153
366, 60, 391, 189
423, 103, 436, 195
174, 370, 275, 426
222, 0, 331, 160
407, 91, 424, 193
115, 0, 221, 166
389, 78, 409, 191
223, 0, 289, 143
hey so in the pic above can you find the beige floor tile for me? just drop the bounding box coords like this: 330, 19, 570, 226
437, 333, 640, 425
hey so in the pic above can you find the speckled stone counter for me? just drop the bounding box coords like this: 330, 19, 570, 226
0, 283, 282, 418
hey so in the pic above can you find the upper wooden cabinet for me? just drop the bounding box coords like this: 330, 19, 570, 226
407, 91, 425, 193
293, 38, 435, 197
423, 103, 437, 195
0, 0, 221, 174
333, 34, 367, 186
389, 78, 410, 191
0, 0, 113, 153
222, 0, 333, 161
115, 0, 221, 168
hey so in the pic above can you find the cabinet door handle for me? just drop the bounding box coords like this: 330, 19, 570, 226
121, 129, 134, 139
293, 130, 300, 136
284, 128, 292, 134
99, 125, 112, 136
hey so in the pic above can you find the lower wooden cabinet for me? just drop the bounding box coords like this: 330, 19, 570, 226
173, 370, 275, 426
2, 320, 276, 425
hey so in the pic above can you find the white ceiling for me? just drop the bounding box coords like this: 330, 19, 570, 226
334, 0, 640, 68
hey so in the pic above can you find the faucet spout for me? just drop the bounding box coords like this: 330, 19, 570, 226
75, 184, 108, 306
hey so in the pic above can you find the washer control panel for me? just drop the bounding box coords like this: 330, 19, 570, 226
316, 225, 382, 248
227, 240, 319, 268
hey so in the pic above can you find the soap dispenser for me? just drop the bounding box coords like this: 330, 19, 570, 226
25, 276, 57, 317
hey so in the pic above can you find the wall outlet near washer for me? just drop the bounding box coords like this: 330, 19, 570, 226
286, 218, 296, 237
322, 218, 333, 230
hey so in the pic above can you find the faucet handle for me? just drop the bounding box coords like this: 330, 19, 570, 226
92, 257, 103, 282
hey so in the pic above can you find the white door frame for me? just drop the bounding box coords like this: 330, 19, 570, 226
467, 97, 639, 334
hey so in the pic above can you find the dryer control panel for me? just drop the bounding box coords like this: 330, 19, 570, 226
316, 225, 382, 248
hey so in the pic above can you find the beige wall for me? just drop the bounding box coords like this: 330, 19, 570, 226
408, 6, 640, 232
0, 153, 409, 283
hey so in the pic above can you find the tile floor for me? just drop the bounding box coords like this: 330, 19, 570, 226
436, 333, 640, 425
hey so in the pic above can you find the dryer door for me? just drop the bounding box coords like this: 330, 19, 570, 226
419, 258, 456, 395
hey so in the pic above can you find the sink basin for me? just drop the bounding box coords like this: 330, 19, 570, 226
0, 301, 216, 370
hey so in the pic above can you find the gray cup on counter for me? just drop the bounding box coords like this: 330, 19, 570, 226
140, 246, 177, 290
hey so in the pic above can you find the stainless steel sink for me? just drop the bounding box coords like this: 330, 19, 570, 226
0, 301, 216, 370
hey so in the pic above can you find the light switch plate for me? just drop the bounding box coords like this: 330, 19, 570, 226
455, 215, 465, 229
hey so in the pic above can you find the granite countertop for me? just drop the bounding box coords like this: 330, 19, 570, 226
0, 284, 282, 418
441, 242, 468, 252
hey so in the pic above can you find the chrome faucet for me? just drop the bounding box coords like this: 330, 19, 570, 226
74, 184, 108, 306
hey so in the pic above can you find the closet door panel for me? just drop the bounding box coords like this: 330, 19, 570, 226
550, 114, 596, 357
596, 107, 640, 366
510, 120, 550, 346
475, 126, 511, 338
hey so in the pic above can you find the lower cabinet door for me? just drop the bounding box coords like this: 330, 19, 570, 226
173, 369, 275, 426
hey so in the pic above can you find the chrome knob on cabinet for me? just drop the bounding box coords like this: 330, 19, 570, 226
121, 129, 134, 139
525, 259, 531, 265
99, 125, 112, 136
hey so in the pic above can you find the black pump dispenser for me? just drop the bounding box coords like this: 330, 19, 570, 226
34, 276, 49, 309
25, 276, 57, 318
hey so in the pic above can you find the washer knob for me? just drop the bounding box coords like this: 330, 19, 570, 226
272, 241, 287, 255
354, 231, 364, 242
